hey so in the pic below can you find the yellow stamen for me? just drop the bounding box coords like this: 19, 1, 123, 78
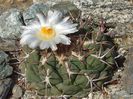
37, 27, 55, 40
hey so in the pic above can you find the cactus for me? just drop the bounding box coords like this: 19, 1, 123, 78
20, 10, 118, 97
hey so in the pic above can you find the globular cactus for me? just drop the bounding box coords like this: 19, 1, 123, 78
20, 18, 118, 98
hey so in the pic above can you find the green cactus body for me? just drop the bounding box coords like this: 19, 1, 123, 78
20, 32, 117, 97
20, 3, 118, 96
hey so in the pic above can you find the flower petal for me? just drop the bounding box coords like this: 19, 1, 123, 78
29, 40, 40, 49
40, 41, 57, 51
20, 35, 34, 45
48, 10, 53, 18
21, 21, 41, 30
40, 41, 50, 50
47, 10, 62, 25
21, 29, 38, 37
36, 13, 46, 26
20, 10, 78, 51
59, 35, 71, 45
60, 16, 70, 24
49, 44, 57, 51
52, 36, 61, 44
55, 23, 78, 34
59, 27, 78, 34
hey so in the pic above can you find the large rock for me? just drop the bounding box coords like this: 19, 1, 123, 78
73, 0, 133, 36
23, 3, 49, 25
0, 78, 13, 99
0, 51, 13, 79
0, 8, 24, 39
111, 90, 133, 99
73, 0, 132, 7
123, 47, 133, 94
51, 1, 81, 19
23, 1, 81, 25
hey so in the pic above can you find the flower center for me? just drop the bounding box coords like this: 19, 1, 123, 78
37, 27, 55, 40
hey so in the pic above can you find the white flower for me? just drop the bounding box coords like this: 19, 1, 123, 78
20, 10, 78, 51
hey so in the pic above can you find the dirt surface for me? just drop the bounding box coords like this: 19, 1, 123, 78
0, 0, 33, 14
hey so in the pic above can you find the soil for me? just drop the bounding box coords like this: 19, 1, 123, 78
0, 0, 33, 14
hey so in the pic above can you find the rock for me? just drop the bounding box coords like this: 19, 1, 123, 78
33, 0, 70, 3
73, 0, 133, 36
51, 1, 81, 19
0, 38, 18, 51
0, 8, 24, 39
0, 51, 8, 63
79, 0, 133, 22
0, 51, 13, 79
123, 47, 133, 94
23, 1, 80, 25
12, 85, 23, 99
0, 78, 13, 99
111, 90, 133, 99
23, 3, 49, 25
73, 0, 94, 7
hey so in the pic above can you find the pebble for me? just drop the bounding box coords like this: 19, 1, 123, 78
12, 85, 23, 99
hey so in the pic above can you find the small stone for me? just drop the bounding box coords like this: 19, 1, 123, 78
0, 78, 13, 99
12, 85, 23, 98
